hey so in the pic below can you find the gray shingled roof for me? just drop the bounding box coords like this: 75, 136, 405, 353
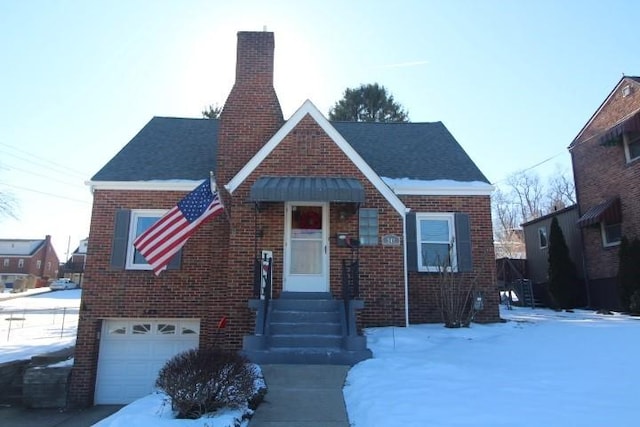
92, 117, 218, 181
92, 116, 489, 184
333, 121, 489, 182
0, 239, 45, 256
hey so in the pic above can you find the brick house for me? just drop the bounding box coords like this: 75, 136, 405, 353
570, 76, 640, 309
70, 31, 498, 406
0, 235, 59, 286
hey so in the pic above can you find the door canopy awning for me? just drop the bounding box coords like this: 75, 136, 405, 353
599, 111, 640, 145
577, 197, 621, 227
249, 176, 365, 203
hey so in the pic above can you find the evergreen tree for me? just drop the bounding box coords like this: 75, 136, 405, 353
202, 104, 223, 119
328, 83, 409, 122
547, 217, 580, 308
617, 237, 640, 312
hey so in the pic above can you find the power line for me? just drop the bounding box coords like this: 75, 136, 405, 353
0, 141, 92, 179
0, 181, 91, 204
3, 163, 87, 190
491, 150, 567, 185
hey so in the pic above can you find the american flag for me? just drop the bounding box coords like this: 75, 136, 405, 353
133, 178, 224, 276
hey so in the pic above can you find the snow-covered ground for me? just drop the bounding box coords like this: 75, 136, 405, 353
2, 290, 638, 426
345, 308, 640, 427
0, 288, 79, 363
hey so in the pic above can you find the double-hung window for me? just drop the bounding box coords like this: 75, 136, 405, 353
110, 209, 182, 271
601, 221, 622, 247
407, 212, 472, 273
417, 213, 456, 272
126, 210, 165, 270
624, 132, 640, 163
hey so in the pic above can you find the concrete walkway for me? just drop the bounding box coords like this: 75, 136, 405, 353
250, 364, 351, 427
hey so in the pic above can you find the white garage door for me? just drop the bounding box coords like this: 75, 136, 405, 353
95, 318, 200, 404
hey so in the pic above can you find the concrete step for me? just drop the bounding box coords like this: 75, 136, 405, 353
271, 310, 340, 323
270, 334, 343, 348
271, 298, 340, 311
279, 292, 333, 300
270, 321, 342, 335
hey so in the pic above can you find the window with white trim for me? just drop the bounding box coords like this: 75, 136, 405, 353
18, 259, 24, 268
601, 221, 622, 247
624, 132, 640, 163
538, 227, 548, 249
3, 259, 8, 267
126, 210, 165, 270
417, 213, 456, 272
36, 260, 42, 269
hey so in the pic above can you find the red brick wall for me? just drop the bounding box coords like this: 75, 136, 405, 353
69, 189, 231, 406
216, 31, 283, 187
571, 78, 640, 281
403, 195, 499, 324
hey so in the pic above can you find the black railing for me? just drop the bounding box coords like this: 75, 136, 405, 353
341, 259, 360, 336
253, 256, 272, 335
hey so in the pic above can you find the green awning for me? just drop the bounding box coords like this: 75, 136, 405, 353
249, 177, 365, 203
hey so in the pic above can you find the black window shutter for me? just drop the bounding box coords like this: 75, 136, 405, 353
167, 249, 182, 270
110, 209, 131, 269
455, 213, 472, 272
405, 212, 418, 272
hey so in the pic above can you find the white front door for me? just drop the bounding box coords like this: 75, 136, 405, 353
284, 202, 328, 292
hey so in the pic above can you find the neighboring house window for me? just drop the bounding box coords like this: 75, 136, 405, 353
624, 132, 640, 163
18, 259, 24, 269
109, 209, 182, 271
405, 212, 472, 273
127, 210, 165, 270
359, 208, 379, 246
538, 227, 548, 249
601, 221, 622, 247
3, 259, 8, 267
47, 261, 51, 271
36, 260, 42, 269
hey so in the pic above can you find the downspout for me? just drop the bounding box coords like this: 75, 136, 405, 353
570, 145, 591, 307
402, 209, 410, 327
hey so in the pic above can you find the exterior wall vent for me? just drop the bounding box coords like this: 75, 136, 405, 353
622, 85, 632, 97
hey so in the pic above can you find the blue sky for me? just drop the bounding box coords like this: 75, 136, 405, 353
1, 0, 639, 259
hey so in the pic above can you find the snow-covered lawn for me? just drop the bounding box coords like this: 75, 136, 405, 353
3, 290, 638, 426
345, 307, 640, 427
0, 288, 79, 363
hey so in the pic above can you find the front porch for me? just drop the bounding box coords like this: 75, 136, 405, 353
242, 258, 371, 365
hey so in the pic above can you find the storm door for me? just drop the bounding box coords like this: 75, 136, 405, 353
284, 202, 328, 292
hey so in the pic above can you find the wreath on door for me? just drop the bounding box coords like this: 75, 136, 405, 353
299, 210, 321, 229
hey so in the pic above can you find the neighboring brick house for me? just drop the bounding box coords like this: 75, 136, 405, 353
0, 235, 59, 286
569, 76, 640, 309
70, 31, 498, 406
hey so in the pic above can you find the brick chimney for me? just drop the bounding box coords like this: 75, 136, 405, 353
217, 31, 284, 187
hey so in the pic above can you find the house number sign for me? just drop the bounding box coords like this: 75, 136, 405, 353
381, 234, 401, 246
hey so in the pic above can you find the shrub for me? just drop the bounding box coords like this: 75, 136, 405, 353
155, 348, 262, 419
629, 290, 640, 315
617, 237, 640, 312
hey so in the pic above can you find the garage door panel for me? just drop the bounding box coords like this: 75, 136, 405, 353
95, 319, 199, 404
